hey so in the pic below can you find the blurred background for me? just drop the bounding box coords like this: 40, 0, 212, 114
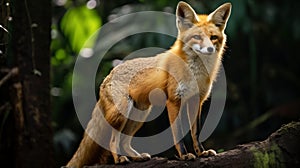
50, 0, 300, 166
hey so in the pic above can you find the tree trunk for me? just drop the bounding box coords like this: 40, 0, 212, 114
0, 0, 54, 167
93, 121, 300, 168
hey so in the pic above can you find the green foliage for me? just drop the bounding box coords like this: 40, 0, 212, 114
51, 3, 102, 137
51, 3, 103, 165
60, 6, 101, 54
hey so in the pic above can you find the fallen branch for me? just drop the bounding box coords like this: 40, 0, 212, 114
0, 67, 18, 88
93, 121, 300, 168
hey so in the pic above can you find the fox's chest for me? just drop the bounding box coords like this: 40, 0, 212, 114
174, 56, 214, 100
175, 76, 212, 101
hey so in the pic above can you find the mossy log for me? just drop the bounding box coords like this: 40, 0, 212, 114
92, 121, 300, 168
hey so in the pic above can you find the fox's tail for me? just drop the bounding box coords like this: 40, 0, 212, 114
66, 103, 112, 168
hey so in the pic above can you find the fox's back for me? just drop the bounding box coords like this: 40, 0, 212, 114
110, 56, 159, 85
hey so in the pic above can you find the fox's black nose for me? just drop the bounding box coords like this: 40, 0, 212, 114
207, 47, 214, 53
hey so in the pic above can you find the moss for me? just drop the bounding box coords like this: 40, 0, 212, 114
251, 143, 285, 168
275, 122, 299, 136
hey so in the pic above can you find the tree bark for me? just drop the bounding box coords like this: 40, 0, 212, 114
0, 0, 54, 167
93, 121, 300, 168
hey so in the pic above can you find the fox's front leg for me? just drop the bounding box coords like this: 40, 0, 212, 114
189, 102, 217, 157
166, 100, 196, 160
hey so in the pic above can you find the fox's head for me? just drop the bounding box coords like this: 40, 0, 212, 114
174, 1, 231, 57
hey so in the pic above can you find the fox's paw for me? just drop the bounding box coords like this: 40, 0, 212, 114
115, 156, 130, 164
199, 149, 217, 157
132, 153, 151, 162
179, 153, 196, 161
141, 153, 151, 160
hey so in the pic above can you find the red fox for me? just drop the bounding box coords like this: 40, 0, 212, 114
67, 1, 231, 167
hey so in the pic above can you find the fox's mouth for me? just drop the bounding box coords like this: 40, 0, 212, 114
192, 44, 215, 55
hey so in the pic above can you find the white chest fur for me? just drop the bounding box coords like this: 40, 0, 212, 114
175, 54, 219, 100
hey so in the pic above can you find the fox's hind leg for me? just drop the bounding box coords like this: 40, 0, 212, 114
110, 129, 130, 164
119, 121, 151, 162
103, 96, 131, 164
119, 106, 152, 162
108, 96, 151, 164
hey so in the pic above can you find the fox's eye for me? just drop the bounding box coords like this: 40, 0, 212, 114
193, 35, 201, 40
210, 35, 218, 40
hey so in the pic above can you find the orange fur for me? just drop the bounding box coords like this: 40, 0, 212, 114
66, 1, 231, 167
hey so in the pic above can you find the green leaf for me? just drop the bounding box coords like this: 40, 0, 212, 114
60, 6, 101, 54
55, 49, 67, 61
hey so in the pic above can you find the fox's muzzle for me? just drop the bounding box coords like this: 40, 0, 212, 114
191, 35, 216, 55
192, 44, 216, 55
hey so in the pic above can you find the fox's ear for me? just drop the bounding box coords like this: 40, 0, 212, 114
176, 1, 199, 31
208, 3, 232, 30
